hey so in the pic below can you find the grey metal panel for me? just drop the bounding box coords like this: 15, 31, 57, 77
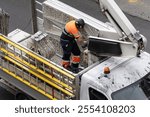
0, 70, 49, 100
43, 0, 120, 39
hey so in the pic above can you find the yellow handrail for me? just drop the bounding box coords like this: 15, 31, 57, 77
0, 66, 57, 100
4, 55, 74, 97
0, 48, 73, 91
0, 35, 75, 80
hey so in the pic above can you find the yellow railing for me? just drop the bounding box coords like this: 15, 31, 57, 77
0, 66, 57, 100
0, 35, 77, 100
0, 35, 75, 79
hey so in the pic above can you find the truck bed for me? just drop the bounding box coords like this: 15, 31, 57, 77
0, 31, 80, 100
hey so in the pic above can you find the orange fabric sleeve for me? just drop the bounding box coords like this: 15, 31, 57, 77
65, 21, 80, 39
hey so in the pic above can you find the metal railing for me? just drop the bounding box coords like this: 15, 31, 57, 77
31, 0, 44, 33
0, 35, 77, 100
0, 9, 9, 35
35, 0, 44, 19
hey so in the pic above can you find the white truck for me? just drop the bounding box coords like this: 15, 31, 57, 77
0, 0, 150, 100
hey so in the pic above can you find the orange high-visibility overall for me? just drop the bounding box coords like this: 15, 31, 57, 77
60, 20, 81, 69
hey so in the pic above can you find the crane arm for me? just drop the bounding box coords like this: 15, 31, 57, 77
98, 0, 147, 56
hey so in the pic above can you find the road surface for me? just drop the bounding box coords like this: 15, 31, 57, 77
0, 0, 150, 99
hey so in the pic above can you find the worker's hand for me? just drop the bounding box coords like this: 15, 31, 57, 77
83, 49, 89, 54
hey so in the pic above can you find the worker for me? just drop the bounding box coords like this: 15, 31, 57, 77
60, 18, 85, 73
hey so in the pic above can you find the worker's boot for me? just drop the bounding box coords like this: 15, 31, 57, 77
71, 63, 79, 73
71, 56, 81, 73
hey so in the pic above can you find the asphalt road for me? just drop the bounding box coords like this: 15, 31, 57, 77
0, 0, 150, 99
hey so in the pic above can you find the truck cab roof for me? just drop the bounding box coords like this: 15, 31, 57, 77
81, 52, 150, 99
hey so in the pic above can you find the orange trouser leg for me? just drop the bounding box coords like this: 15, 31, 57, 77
61, 60, 70, 68
71, 56, 80, 68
